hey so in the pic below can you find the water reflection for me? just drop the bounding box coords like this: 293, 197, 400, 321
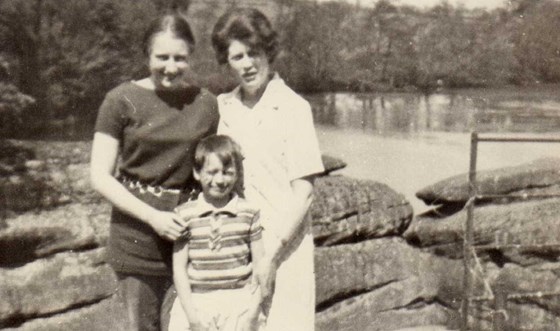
307, 92, 560, 134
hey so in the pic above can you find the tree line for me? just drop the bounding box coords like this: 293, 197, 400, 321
1, 0, 559, 136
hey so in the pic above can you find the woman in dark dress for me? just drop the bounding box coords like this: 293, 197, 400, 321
90, 14, 219, 331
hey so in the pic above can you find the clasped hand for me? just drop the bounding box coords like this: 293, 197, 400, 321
149, 210, 189, 241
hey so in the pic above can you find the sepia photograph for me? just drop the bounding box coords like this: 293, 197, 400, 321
2, 0, 560, 330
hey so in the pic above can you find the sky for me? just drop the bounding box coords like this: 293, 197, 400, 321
327, 0, 509, 10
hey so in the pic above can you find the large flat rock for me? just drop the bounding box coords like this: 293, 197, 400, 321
315, 237, 467, 331
316, 288, 452, 331
405, 198, 560, 265
315, 237, 462, 307
0, 249, 117, 328
311, 176, 413, 246
416, 157, 560, 205
0, 203, 110, 266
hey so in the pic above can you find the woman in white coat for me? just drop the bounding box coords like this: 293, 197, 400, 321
211, 8, 324, 331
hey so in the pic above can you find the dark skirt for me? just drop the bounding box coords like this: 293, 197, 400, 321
106, 184, 190, 276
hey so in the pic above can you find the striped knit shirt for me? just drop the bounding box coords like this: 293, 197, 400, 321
174, 195, 262, 291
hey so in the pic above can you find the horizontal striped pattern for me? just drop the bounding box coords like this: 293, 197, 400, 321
175, 196, 262, 290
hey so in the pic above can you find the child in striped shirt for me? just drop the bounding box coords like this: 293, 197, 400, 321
168, 135, 267, 331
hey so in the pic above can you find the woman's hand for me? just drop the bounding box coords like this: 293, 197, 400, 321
186, 307, 209, 331
148, 210, 188, 241
238, 298, 264, 331
188, 319, 208, 331
187, 316, 209, 331
239, 311, 261, 331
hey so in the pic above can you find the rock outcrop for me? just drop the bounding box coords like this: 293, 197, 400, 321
315, 237, 461, 331
12, 140, 560, 330
3, 140, 447, 331
409, 157, 560, 330
416, 157, 560, 205
311, 176, 412, 246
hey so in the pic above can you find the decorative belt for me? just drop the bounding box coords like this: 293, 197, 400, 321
119, 175, 183, 197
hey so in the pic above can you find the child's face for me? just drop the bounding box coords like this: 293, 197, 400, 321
194, 153, 238, 205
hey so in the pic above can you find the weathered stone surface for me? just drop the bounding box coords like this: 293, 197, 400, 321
505, 302, 560, 331
0, 249, 117, 328
315, 238, 463, 307
311, 176, 413, 246
316, 287, 452, 331
416, 157, 560, 205
15, 140, 91, 166
2, 295, 127, 331
405, 198, 560, 264
0, 203, 109, 266
497, 263, 560, 315
59, 163, 103, 204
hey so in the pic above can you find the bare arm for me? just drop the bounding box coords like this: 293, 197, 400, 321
90, 132, 186, 241
267, 176, 315, 265
252, 176, 314, 321
250, 237, 266, 301
172, 238, 206, 329
243, 237, 267, 330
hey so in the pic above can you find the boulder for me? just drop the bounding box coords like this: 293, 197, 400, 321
311, 176, 413, 246
416, 157, 560, 205
2, 296, 127, 331
315, 238, 464, 331
315, 238, 460, 306
0, 203, 110, 266
316, 289, 452, 331
405, 198, 560, 265
0, 248, 117, 328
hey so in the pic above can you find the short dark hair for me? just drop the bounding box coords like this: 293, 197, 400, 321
194, 135, 244, 196
211, 8, 279, 65
142, 14, 195, 56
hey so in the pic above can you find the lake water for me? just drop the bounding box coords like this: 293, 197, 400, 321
14, 87, 560, 214
307, 88, 560, 213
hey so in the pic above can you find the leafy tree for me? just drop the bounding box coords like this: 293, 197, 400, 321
276, 1, 353, 91
0, 0, 191, 125
510, 0, 560, 83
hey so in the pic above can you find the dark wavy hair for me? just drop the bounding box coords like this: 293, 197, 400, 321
142, 14, 195, 56
211, 8, 279, 65
193, 135, 245, 197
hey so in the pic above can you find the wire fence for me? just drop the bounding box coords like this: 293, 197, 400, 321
461, 132, 560, 331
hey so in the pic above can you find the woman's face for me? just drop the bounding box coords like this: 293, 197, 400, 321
148, 31, 192, 91
226, 39, 270, 93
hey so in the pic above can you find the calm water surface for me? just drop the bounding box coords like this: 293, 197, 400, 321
306, 89, 560, 213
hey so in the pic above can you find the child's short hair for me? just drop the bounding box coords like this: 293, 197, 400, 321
194, 135, 244, 196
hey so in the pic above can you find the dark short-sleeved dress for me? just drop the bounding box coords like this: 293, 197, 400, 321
95, 82, 219, 276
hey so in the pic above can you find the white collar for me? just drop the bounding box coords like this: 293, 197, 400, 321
193, 192, 240, 216
222, 73, 284, 111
